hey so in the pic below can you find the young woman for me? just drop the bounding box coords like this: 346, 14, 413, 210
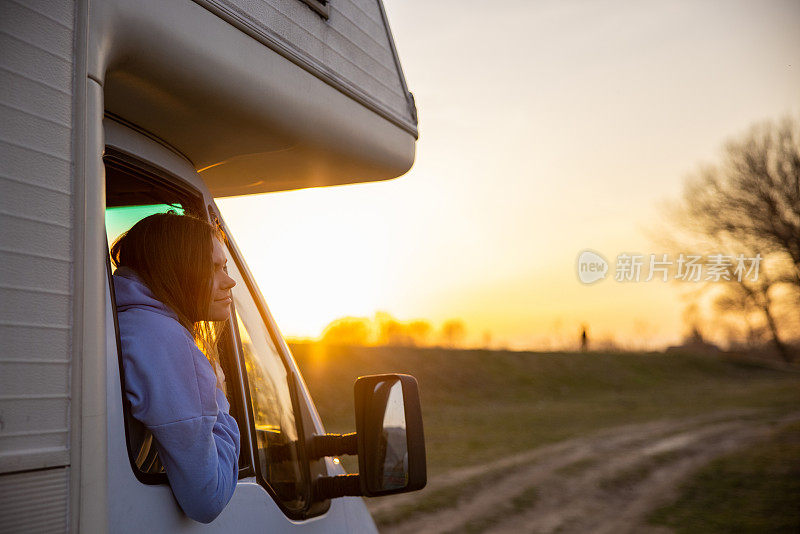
111, 212, 240, 523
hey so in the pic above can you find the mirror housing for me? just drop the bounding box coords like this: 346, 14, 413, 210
355, 374, 427, 497
312, 373, 427, 500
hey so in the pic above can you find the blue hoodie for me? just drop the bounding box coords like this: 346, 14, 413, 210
113, 267, 240, 523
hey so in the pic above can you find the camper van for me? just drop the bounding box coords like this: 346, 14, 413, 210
0, 0, 424, 531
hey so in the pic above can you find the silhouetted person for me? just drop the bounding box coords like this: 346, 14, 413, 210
580, 326, 588, 352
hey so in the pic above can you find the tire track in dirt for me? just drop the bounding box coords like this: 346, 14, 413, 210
374, 409, 796, 534
485, 416, 798, 534
369, 409, 757, 519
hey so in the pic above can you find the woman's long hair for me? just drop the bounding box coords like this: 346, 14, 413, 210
110, 211, 227, 364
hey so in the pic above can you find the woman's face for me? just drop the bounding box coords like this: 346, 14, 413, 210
208, 237, 236, 321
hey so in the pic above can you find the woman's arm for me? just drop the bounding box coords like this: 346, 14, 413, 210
119, 312, 240, 523
146, 387, 240, 523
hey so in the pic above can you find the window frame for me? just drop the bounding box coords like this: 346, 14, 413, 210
104, 150, 256, 484
104, 147, 331, 519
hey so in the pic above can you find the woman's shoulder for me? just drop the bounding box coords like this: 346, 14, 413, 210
118, 309, 219, 423
117, 303, 192, 344
113, 269, 220, 422
113, 268, 181, 323
116, 306, 208, 382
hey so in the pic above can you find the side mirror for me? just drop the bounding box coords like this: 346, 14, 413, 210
355, 374, 426, 496
312, 374, 427, 499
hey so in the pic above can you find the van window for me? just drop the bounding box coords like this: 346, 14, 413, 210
224, 244, 309, 512
106, 204, 185, 248
104, 154, 252, 483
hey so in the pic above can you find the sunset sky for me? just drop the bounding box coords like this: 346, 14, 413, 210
218, 0, 800, 350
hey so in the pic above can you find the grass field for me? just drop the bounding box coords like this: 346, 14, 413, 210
648, 420, 800, 533
290, 343, 800, 476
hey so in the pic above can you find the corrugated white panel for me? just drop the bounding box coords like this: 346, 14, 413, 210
201, 0, 414, 128
0, 0, 75, 479
0, 467, 69, 533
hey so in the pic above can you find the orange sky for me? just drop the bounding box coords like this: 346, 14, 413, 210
218, 0, 800, 350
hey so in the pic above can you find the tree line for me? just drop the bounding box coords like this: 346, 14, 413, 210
319, 311, 468, 348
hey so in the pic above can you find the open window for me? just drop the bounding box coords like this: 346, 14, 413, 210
103, 147, 331, 519
103, 150, 252, 483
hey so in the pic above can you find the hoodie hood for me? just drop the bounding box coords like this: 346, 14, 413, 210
113, 266, 180, 322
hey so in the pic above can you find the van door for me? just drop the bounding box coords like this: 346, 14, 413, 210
103, 118, 361, 532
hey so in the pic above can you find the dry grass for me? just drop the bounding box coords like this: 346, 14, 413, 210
290, 344, 800, 476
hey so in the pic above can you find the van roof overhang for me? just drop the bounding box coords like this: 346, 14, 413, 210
89, 0, 417, 197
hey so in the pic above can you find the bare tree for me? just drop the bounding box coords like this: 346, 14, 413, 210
673, 116, 800, 362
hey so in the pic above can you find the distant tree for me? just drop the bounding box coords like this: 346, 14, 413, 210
440, 319, 466, 348
321, 316, 372, 346
375, 312, 405, 345
672, 116, 800, 361
407, 320, 433, 346
372, 311, 429, 346
481, 330, 493, 349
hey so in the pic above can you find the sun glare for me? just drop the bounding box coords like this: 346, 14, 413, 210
218, 186, 399, 338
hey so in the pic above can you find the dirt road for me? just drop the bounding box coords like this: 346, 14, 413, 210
370, 409, 800, 534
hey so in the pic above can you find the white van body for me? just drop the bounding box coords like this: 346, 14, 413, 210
0, 0, 418, 531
